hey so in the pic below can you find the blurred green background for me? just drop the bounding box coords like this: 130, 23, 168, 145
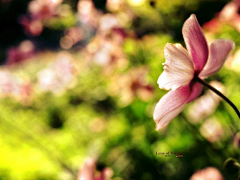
0, 0, 240, 179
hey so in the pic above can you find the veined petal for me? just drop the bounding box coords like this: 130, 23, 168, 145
199, 39, 235, 78
158, 43, 194, 90
183, 14, 209, 72
188, 82, 203, 103
153, 85, 191, 130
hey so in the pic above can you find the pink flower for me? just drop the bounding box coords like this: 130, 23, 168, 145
6, 40, 35, 65
190, 167, 224, 180
202, 0, 240, 33
77, 158, 113, 180
200, 118, 224, 143
28, 0, 62, 20
19, 15, 43, 36
153, 14, 235, 130
233, 132, 240, 148
187, 81, 225, 123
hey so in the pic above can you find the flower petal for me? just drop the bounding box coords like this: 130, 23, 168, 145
78, 159, 95, 180
190, 167, 224, 180
199, 39, 235, 78
182, 14, 209, 72
157, 43, 194, 90
188, 82, 203, 103
153, 85, 191, 130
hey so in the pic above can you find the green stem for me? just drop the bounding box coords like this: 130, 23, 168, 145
195, 77, 240, 119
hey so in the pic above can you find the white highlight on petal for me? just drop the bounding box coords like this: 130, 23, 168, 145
158, 43, 194, 90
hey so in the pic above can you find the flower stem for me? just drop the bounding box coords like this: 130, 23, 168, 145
195, 77, 240, 119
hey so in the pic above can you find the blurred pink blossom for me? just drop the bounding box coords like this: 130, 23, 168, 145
60, 27, 85, 49
28, 0, 62, 20
19, 0, 62, 36
17, 82, 33, 105
109, 67, 154, 107
106, 0, 122, 12
200, 118, 224, 143
37, 52, 77, 94
6, 40, 35, 65
202, 18, 222, 34
203, 0, 240, 33
188, 81, 225, 123
0, 70, 33, 104
78, 158, 113, 180
77, 0, 101, 27
98, 14, 119, 32
98, 14, 127, 44
153, 14, 234, 130
19, 15, 43, 36
233, 132, 240, 148
190, 167, 224, 180
219, 0, 240, 21
84, 36, 128, 75
0, 70, 18, 97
